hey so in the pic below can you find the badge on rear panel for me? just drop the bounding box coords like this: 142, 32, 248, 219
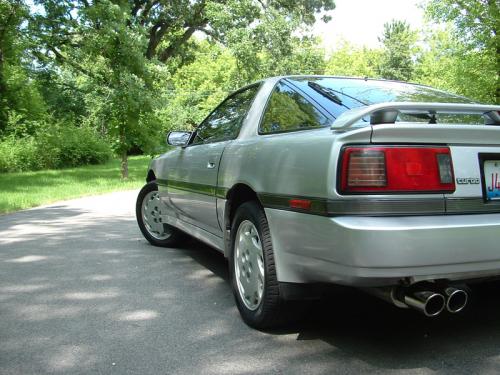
456, 177, 480, 185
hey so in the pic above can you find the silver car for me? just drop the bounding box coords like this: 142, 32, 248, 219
136, 76, 500, 328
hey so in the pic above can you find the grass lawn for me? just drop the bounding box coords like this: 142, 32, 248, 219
0, 155, 151, 214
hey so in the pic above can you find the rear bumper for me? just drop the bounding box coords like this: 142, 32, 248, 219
265, 208, 500, 287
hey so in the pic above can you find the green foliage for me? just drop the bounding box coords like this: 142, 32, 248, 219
159, 42, 239, 133
0, 126, 112, 173
377, 20, 418, 81
0, 0, 498, 185
0, 136, 39, 172
325, 41, 382, 77
425, 0, 498, 49
424, 0, 499, 103
0, 0, 47, 133
27, 0, 335, 177
261, 88, 327, 132
415, 28, 496, 103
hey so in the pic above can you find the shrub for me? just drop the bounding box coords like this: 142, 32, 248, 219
0, 137, 42, 172
0, 126, 112, 173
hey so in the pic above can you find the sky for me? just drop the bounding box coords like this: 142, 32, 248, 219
313, 0, 426, 50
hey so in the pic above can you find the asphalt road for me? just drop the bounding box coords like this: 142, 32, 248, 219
2, 190, 500, 374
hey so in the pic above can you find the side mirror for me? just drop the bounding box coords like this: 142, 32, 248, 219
167, 131, 192, 147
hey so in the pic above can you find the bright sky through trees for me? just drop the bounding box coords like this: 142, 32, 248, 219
314, 0, 425, 48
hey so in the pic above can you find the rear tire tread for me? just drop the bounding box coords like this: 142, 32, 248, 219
230, 201, 302, 329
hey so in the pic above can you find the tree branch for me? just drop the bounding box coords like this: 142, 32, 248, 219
46, 46, 101, 83
141, 0, 160, 24
145, 21, 169, 59
158, 26, 196, 62
196, 27, 223, 43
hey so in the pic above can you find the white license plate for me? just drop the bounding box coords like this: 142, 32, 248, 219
484, 160, 500, 200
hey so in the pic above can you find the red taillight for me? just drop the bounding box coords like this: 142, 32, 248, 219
340, 146, 455, 193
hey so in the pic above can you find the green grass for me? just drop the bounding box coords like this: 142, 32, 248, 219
0, 155, 151, 214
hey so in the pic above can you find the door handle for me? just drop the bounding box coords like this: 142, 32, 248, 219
207, 161, 216, 169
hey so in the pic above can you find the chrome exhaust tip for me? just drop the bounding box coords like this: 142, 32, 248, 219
404, 291, 446, 317
444, 287, 468, 314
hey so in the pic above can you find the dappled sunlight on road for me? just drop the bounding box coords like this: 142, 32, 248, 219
46, 345, 98, 372
2, 190, 500, 374
62, 289, 121, 301
5, 255, 50, 263
116, 310, 159, 321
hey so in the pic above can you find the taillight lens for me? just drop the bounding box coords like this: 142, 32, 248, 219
340, 146, 455, 193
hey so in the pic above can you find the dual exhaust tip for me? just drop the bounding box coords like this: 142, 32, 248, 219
367, 285, 469, 317
404, 287, 468, 317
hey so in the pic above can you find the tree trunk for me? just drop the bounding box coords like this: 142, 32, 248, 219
0, 49, 6, 132
121, 150, 129, 180
496, 44, 500, 104
119, 126, 128, 179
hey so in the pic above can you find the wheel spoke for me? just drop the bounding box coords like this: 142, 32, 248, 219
247, 236, 261, 258
141, 190, 171, 240
247, 269, 258, 294
153, 220, 164, 235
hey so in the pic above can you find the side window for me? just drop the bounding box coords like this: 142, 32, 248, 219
260, 82, 330, 134
192, 85, 260, 145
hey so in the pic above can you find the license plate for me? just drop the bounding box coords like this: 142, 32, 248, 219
484, 160, 500, 200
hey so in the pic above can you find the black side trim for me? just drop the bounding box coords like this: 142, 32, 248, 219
157, 179, 500, 216
158, 179, 215, 196
259, 193, 329, 216
215, 187, 229, 199
328, 199, 445, 215
156, 178, 228, 199
259, 192, 445, 216
446, 198, 500, 214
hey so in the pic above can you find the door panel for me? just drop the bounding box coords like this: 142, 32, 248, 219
167, 141, 227, 235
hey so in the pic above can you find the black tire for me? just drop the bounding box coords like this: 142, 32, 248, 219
136, 181, 186, 247
229, 200, 299, 329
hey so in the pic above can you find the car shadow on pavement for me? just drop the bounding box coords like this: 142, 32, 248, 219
295, 284, 500, 373
182, 238, 500, 374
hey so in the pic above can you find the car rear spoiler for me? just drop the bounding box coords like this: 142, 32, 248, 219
331, 102, 500, 129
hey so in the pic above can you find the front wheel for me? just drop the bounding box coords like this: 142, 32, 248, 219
136, 181, 186, 247
229, 201, 300, 329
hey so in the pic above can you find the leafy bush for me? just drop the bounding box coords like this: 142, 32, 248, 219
0, 137, 41, 172
0, 126, 112, 173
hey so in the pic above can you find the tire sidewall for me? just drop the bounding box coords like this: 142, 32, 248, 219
136, 181, 179, 247
229, 201, 278, 327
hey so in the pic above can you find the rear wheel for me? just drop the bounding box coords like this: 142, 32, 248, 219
230, 201, 299, 329
136, 181, 186, 247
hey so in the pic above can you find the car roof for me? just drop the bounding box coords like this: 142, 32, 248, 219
234, 75, 434, 98
265, 75, 437, 90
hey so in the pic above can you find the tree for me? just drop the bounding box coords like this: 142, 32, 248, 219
425, 0, 499, 103
0, 0, 47, 134
415, 27, 496, 103
377, 20, 418, 81
30, 0, 335, 178
325, 41, 382, 78
158, 41, 239, 135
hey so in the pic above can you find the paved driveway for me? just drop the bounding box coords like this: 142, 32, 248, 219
1, 190, 500, 374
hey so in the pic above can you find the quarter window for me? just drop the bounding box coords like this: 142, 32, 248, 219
260, 82, 330, 134
192, 85, 260, 145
